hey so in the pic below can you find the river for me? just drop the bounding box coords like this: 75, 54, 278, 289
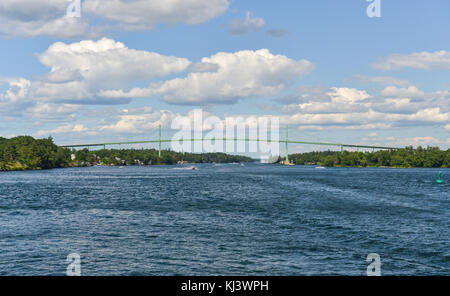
0, 164, 448, 275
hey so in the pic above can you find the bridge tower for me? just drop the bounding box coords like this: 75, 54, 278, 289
158, 124, 162, 158
285, 125, 289, 163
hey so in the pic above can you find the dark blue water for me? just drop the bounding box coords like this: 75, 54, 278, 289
0, 164, 448, 275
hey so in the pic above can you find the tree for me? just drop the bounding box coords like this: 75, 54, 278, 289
322, 155, 335, 167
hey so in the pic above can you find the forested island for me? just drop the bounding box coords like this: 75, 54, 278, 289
289, 147, 450, 168
0, 136, 253, 171
1, 136, 449, 171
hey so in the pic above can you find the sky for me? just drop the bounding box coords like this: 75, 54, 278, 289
0, 0, 449, 154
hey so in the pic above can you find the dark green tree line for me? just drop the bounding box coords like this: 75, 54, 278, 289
0, 136, 71, 170
0, 136, 254, 171
289, 146, 450, 168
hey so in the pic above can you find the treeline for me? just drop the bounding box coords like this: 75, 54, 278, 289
73, 148, 253, 166
0, 136, 253, 171
0, 136, 71, 171
289, 146, 450, 168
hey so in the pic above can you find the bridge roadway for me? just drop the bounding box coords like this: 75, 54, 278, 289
60, 138, 399, 150
59, 137, 401, 160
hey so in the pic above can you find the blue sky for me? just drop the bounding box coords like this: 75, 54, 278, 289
0, 0, 449, 153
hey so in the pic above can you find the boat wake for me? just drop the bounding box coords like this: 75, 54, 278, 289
173, 166, 198, 171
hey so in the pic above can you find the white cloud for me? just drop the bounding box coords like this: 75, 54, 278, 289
100, 108, 176, 134
278, 86, 450, 131
282, 102, 368, 114
381, 86, 424, 98
0, 0, 229, 38
1, 38, 191, 106
84, 0, 229, 31
281, 108, 448, 126
373, 50, 450, 71
371, 98, 418, 114
2, 42, 316, 113
0, 78, 31, 102
446, 124, 450, 131
38, 38, 191, 91
25, 103, 80, 122
0, 0, 96, 38
0, 78, 33, 116
294, 123, 392, 131
326, 87, 370, 103
281, 87, 371, 114
135, 49, 314, 104
99, 108, 281, 136
36, 123, 88, 137
229, 11, 265, 35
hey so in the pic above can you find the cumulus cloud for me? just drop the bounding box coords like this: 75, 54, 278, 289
97, 108, 283, 139
0, 0, 229, 38
0, 78, 31, 102
39, 38, 190, 90
381, 86, 425, 98
3, 42, 316, 111
294, 123, 393, 131
0, 78, 34, 116
278, 86, 450, 131
281, 108, 448, 128
35, 123, 88, 137
122, 49, 314, 105
373, 50, 450, 71
327, 87, 370, 103
100, 108, 176, 134
229, 11, 265, 35
281, 87, 371, 114
84, 0, 229, 31
3, 41, 314, 108
25, 103, 80, 122
1, 38, 191, 107
0, 0, 96, 38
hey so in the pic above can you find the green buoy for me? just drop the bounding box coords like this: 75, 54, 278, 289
436, 172, 444, 184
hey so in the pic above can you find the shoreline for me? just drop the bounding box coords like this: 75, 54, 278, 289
2, 162, 449, 172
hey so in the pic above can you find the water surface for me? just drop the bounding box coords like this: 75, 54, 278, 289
0, 164, 448, 275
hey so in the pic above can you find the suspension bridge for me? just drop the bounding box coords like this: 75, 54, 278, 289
59, 125, 401, 161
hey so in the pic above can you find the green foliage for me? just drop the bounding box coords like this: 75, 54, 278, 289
75, 149, 253, 166
0, 136, 69, 171
0, 136, 254, 171
289, 146, 450, 168
3, 135, 447, 171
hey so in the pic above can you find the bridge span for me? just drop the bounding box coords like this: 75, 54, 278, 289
59, 126, 401, 160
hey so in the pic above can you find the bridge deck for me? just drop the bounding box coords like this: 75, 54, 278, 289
59, 138, 401, 151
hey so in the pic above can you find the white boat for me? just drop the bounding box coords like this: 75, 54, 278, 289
173, 166, 198, 170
